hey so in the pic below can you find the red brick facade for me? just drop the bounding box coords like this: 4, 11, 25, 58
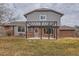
26, 27, 59, 39
2, 25, 76, 38
59, 30, 75, 38
3, 26, 13, 36
59, 26, 76, 38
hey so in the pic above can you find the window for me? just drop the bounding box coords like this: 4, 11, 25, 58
27, 27, 32, 32
40, 15, 47, 21
18, 26, 25, 32
44, 27, 53, 34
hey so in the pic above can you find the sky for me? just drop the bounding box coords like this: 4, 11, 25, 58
7, 3, 79, 26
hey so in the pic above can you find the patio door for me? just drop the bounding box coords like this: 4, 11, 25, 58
34, 28, 39, 37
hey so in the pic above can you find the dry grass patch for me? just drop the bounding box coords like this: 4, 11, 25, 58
0, 37, 79, 55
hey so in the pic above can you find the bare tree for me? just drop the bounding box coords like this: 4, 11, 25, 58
0, 3, 15, 23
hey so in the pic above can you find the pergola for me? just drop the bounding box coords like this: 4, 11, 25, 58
26, 21, 59, 39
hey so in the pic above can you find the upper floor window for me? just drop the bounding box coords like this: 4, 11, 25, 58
18, 26, 25, 32
39, 15, 47, 21
44, 27, 53, 34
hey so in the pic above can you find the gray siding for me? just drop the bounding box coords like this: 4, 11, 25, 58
14, 11, 62, 36
13, 22, 26, 36
27, 11, 61, 26
14, 26, 26, 36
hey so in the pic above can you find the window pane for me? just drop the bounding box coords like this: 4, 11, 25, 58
40, 15, 46, 20
28, 27, 32, 32
22, 27, 25, 32
41, 16, 45, 19
18, 26, 25, 32
44, 27, 53, 34
18, 26, 21, 32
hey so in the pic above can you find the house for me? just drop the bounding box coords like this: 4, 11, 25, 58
75, 26, 79, 37
0, 8, 64, 39
59, 26, 76, 38
11, 8, 63, 39
1, 8, 79, 39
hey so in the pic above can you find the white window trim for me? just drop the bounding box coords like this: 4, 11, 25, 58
18, 26, 25, 32
39, 15, 47, 21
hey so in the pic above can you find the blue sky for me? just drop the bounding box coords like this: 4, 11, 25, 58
8, 3, 79, 26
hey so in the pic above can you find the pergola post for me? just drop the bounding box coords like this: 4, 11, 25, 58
51, 26, 53, 39
33, 26, 34, 37
53, 21, 56, 39
13, 25, 14, 36
56, 28, 57, 40
40, 21, 42, 40
51, 22, 54, 39
26, 21, 27, 39
48, 21, 50, 39
55, 22, 57, 40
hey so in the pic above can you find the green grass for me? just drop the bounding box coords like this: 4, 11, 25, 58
0, 37, 79, 56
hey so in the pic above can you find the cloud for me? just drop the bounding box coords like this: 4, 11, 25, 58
8, 3, 79, 26
61, 14, 79, 26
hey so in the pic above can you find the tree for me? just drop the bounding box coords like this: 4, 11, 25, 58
0, 3, 15, 23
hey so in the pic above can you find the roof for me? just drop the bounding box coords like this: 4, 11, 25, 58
15, 14, 27, 21
59, 25, 75, 31
24, 8, 64, 17
10, 21, 57, 26
0, 23, 14, 26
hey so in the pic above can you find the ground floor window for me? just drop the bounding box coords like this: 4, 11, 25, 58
44, 27, 53, 34
27, 27, 32, 32
18, 26, 25, 32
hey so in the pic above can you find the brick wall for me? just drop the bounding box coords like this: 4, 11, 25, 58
3, 26, 13, 36
59, 30, 75, 38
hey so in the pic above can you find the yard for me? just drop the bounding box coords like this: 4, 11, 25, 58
0, 37, 79, 56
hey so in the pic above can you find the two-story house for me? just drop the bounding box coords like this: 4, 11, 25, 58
9, 8, 63, 39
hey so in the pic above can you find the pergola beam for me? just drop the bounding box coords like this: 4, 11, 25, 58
26, 21, 58, 39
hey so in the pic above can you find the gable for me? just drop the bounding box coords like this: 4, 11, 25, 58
24, 8, 63, 17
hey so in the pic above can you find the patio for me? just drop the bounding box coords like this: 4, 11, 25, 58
26, 21, 59, 39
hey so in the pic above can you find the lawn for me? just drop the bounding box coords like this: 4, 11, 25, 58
0, 37, 79, 56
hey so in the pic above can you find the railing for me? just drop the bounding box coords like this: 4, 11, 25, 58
26, 21, 57, 26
